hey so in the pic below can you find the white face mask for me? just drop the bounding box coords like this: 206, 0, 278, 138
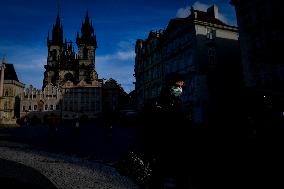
170, 86, 183, 97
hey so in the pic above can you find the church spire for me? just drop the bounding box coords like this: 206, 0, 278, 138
85, 10, 89, 23
76, 11, 97, 47
51, 3, 63, 45
56, 11, 61, 26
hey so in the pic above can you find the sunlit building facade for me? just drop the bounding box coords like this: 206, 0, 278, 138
0, 58, 25, 126
20, 84, 61, 119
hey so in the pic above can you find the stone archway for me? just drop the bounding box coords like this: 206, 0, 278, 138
64, 73, 74, 82
38, 100, 44, 112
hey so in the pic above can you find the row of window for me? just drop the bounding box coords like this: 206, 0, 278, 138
143, 37, 191, 68
22, 105, 59, 111
165, 57, 190, 75
144, 65, 162, 82
65, 87, 101, 94
3, 89, 13, 97
63, 101, 100, 105
63, 104, 101, 112
63, 93, 100, 98
24, 94, 58, 99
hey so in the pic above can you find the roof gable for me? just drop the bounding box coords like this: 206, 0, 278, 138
4, 64, 19, 82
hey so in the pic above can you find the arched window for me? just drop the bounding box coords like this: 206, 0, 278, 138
64, 73, 74, 82
38, 100, 44, 112
52, 50, 57, 60
4, 101, 8, 110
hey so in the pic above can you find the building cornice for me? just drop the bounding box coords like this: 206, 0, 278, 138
4, 80, 25, 88
193, 20, 238, 32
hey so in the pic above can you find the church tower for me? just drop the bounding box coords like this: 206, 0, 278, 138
76, 11, 98, 82
43, 10, 99, 89
43, 10, 64, 89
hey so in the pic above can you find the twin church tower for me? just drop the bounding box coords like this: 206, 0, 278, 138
43, 11, 99, 89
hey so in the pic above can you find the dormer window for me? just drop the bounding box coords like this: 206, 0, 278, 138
206, 28, 216, 40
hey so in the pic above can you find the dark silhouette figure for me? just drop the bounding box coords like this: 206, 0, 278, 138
137, 72, 192, 188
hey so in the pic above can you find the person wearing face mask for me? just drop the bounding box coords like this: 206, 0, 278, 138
143, 72, 193, 189
170, 84, 183, 96
158, 72, 185, 114
116, 72, 191, 188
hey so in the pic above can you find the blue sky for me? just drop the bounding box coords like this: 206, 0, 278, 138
0, 0, 236, 93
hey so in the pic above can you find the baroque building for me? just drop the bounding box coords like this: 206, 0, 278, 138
0, 58, 25, 126
20, 84, 61, 119
135, 5, 242, 125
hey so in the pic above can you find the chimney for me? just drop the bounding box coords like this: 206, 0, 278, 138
0, 57, 6, 97
207, 5, 219, 19
190, 6, 197, 19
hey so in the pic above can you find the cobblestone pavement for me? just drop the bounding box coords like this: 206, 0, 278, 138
0, 141, 139, 189
0, 122, 137, 163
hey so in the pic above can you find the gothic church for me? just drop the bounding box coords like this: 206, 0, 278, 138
43, 11, 99, 89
